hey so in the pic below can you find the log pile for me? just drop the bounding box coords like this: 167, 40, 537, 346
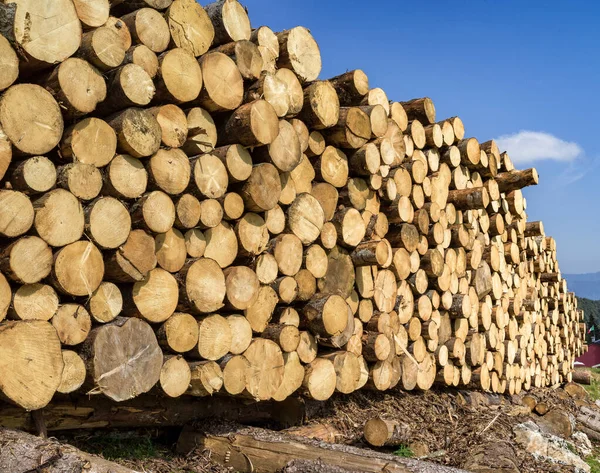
0, 0, 586, 413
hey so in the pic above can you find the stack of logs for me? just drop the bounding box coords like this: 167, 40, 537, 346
0, 0, 586, 412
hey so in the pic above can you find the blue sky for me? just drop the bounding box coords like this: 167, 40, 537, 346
239, 0, 599, 273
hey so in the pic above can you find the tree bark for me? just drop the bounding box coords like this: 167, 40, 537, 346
0, 428, 138, 473
177, 424, 467, 473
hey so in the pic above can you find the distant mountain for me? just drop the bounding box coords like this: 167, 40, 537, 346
563, 273, 600, 300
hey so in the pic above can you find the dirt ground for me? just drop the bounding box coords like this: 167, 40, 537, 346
62, 384, 597, 473
312, 388, 583, 472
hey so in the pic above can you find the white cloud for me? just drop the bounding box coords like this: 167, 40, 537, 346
495, 130, 583, 165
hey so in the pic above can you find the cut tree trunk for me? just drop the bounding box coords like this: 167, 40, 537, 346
0, 236, 53, 284
572, 368, 591, 385
57, 350, 86, 394
322, 107, 371, 149
0, 84, 64, 156
57, 163, 103, 201
196, 52, 244, 112
81, 317, 163, 402
213, 40, 263, 80
9, 283, 59, 322
0, 0, 81, 72
102, 16, 132, 49
401, 98, 436, 124
218, 100, 280, 147
107, 107, 162, 158
495, 168, 539, 192
88, 282, 122, 323
300, 81, 340, 130
97, 63, 155, 115
9, 156, 56, 195
72, 0, 110, 28
183, 107, 217, 155
166, 0, 214, 56
60, 117, 117, 168
247, 71, 290, 118
205, 0, 251, 46
76, 27, 125, 72
102, 154, 147, 199
0, 35, 18, 92
51, 304, 91, 346
121, 8, 170, 53
250, 26, 279, 72
148, 104, 188, 148
241, 163, 282, 211
177, 424, 467, 473
51, 241, 104, 296
42, 58, 106, 118
276, 26, 321, 82
0, 320, 63, 410
254, 119, 302, 171
84, 196, 131, 250
154, 48, 203, 104
329, 69, 369, 105
122, 268, 178, 322
244, 338, 285, 400
0, 190, 34, 238
303, 358, 336, 400
123, 44, 159, 78
363, 417, 411, 447
104, 229, 157, 282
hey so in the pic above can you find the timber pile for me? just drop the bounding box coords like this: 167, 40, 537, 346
0, 0, 587, 413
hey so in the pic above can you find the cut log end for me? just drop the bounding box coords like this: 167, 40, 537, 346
0, 321, 63, 410
85, 318, 163, 402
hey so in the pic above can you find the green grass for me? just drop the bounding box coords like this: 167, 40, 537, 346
586, 455, 600, 473
584, 368, 600, 402
393, 445, 414, 458
74, 433, 161, 460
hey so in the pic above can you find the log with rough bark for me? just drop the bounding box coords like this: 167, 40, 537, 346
177, 424, 468, 473
572, 368, 592, 385
495, 168, 539, 192
0, 395, 307, 432
0, 429, 138, 473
